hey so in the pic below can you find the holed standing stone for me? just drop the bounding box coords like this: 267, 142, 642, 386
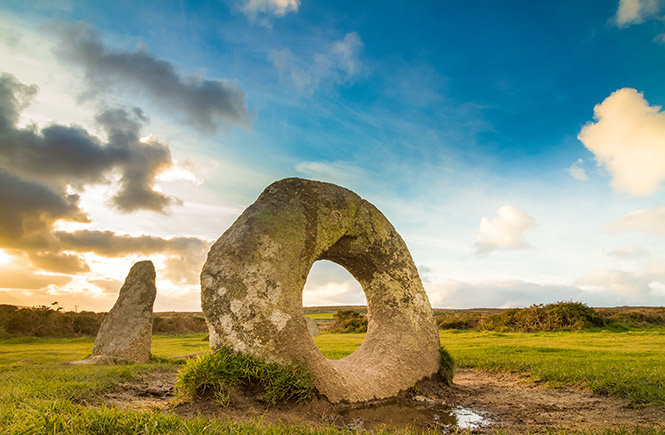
201, 178, 440, 402
92, 260, 156, 363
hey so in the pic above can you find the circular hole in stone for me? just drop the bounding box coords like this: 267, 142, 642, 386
303, 260, 367, 360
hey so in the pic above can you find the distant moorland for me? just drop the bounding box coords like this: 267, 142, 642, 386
1, 302, 663, 338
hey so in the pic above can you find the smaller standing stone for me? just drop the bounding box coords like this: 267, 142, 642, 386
305, 316, 320, 337
91, 261, 156, 363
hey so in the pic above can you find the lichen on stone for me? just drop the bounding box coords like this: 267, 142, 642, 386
201, 178, 440, 403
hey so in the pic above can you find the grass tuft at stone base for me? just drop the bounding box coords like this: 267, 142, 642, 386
176, 347, 316, 406
438, 347, 455, 385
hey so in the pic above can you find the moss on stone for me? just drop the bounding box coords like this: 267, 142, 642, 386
438, 347, 456, 386
201, 178, 441, 403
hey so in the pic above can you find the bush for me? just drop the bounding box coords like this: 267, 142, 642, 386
0, 304, 104, 338
329, 310, 367, 333
436, 312, 483, 330
599, 307, 665, 328
152, 314, 208, 334
479, 301, 605, 332
0, 305, 209, 338
176, 347, 316, 406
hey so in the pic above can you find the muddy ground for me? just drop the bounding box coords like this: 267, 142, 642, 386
452, 369, 665, 432
104, 368, 665, 433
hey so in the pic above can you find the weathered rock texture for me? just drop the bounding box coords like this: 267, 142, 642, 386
305, 316, 320, 337
201, 178, 440, 402
92, 261, 156, 363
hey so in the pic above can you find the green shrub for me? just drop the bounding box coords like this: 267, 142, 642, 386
479, 301, 605, 332
0, 304, 209, 338
152, 314, 208, 334
176, 347, 316, 406
329, 310, 367, 333
436, 312, 483, 330
0, 305, 104, 338
600, 307, 665, 328
438, 347, 455, 385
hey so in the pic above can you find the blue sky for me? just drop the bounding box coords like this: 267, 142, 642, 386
0, 0, 664, 311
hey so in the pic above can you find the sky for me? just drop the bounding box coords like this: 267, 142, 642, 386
0, 0, 664, 312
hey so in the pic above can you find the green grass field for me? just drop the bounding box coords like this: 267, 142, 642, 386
1, 328, 664, 433
314, 330, 665, 406
0, 334, 211, 366
441, 329, 665, 405
305, 312, 335, 320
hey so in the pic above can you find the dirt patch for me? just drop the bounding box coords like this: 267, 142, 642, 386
452, 368, 665, 432
103, 368, 665, 432
103, 370, 177, 410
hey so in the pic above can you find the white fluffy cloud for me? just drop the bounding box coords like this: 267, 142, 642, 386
424, 278, 637, 309
302, 260, 365, 306
576, 259, 665, 302
474, 205, 535, 255
330, 32, 364, 76
242, 0, 300, 17
578, 88, 665, 197
615, 0, 662, 27
269, 32, 364, 95
608, 205, 665, 236
566, 158, 588, 181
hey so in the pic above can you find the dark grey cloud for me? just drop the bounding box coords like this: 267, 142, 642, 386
0, 73, 179, 213
55, 230, 209, 257
0, 169, 87, 249
29, 252, 91, 274
0, 72, 38, 129
55, 230, 210, 285
0, 73, 208, 283
2, 123, 108, 187
95, 108, 181, 212
51, 21, 250, 133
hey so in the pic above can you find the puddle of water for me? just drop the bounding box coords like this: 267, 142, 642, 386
335, 403, 486, 433
454, 407, 485, 429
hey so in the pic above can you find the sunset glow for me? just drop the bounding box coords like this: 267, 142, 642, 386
0, 1, 664, 312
